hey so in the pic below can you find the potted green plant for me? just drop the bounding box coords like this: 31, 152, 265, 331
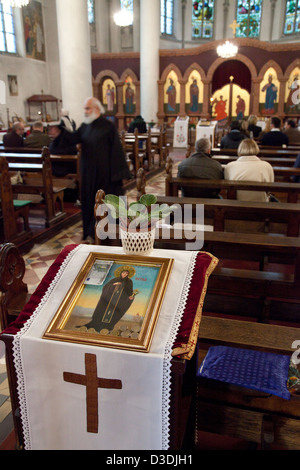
103, 193, 174, 255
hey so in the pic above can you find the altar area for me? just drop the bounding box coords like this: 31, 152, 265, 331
1, 243, 216, 450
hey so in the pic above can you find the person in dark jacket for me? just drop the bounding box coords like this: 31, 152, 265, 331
48, 120, 78, 178
49, 121, 78, 156
177, 137, 224, 198
220, 121, 247, 149
128, 115, 147, 134
247, 114, 262, 138
24, 121, 51, 148
3, 121, 24, 148
283, 119, 300, 144
261, 116, 289, 146
128, 115, 147, 149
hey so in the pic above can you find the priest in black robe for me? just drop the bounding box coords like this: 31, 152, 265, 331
83, 269, 135, 333
54, 97, 131, 242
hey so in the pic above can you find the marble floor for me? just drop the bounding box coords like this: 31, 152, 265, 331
0, 148, 184, 449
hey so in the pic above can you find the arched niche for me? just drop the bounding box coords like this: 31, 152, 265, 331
183, 63, 206, 117
120, 69, 139, 117
158, 64, 183, 124
207, 54, 257, 83
93, 70, 119, 113
209, 59, 252, 122
206, 54, 256, 119
258, 63, 283, 116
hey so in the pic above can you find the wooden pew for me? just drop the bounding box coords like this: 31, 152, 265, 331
94, 188, 300, 322
165, 158, 300, 203
0, 150, 79, 190
0, 158, 32, 246
211, 146, 300, 158
120, 130, 141, 175
156, 195, 300, 237
121, 129, 156, 173
6, 148, 67, 228
212, 154, 298, 168
197, 316, 300, 450
149, 126, 170, 166
0, 147, 41, 154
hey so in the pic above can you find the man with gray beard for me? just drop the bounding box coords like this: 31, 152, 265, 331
56, 97, 131, 243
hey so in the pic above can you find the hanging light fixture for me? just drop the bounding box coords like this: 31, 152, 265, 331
217, 40, 238, 59
1, 0, 30, 7
113, 9, 133, 27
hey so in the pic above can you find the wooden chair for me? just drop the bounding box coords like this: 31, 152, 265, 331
0, 157, 32, 246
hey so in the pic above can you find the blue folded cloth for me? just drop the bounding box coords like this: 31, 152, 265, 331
198, 345, 291, 400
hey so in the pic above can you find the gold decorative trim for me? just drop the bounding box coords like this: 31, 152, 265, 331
171, 252, 219, 361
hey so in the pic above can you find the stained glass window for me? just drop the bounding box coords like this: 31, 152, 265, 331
236, 1, 262, 38
192, 1, 214, 40
0, 2, 16, 54
120, 0, 133, 26
87, 0, 95, 24
284, 0, 300, 35
161, 0, 174, 35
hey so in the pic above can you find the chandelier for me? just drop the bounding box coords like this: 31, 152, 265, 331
113, 9, 133, 27
217, 41, 238, 59
1, 0, 29, 7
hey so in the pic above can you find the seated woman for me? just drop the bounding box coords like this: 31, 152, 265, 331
224, 138, 275, 202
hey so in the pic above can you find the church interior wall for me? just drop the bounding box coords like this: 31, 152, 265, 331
0, 0, 61, 128
1, 0, 300, 129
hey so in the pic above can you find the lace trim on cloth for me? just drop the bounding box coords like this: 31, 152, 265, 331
12, 247, 198, 451
12, 245, 81, 450
161, 251, 198, 449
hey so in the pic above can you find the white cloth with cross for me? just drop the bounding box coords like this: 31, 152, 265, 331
13, 245, 197, 450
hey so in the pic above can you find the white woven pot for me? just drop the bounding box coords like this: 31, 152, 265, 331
120, 227, 155, 256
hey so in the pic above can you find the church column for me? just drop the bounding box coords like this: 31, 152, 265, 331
179, 80, 186, 116
251, 78, 261, 116
181, 0, 187, 49
202, 79, 211, 119
140, 0, 160, 123
55, 0, 93, 126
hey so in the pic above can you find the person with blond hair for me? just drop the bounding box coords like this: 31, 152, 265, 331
224, 138, 274, 202
247, 114, 262, 138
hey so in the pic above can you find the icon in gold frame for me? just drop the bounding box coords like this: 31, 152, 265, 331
43, 252, 173, 353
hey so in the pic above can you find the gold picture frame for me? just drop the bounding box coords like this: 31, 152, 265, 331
43, 253, 174, 353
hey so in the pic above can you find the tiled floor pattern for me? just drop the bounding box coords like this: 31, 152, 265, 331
0, 148, 184, 447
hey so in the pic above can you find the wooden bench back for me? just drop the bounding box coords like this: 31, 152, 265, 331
156, 195, 300, 237
165, 157, 300, 203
